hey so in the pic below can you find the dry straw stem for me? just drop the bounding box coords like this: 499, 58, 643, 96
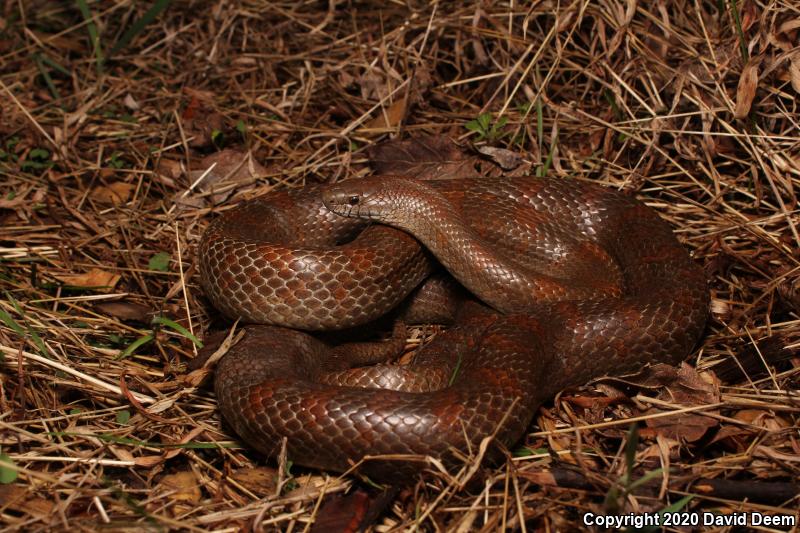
1, 1, 799, 531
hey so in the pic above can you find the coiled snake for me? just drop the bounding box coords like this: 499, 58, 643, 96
200, 175, 707, 479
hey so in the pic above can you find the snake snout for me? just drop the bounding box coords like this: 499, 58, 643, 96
323, 184, 387, 220
321, 188, 359, 215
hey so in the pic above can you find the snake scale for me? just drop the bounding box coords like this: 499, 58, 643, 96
199, 174, 708, 479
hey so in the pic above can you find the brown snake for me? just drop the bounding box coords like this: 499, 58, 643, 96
200, 175, 708, 479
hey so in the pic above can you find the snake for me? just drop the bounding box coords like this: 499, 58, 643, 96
199, 175, 708, 479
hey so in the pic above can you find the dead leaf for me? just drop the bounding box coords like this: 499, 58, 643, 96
309, 488, 397, 533
134, 455, 165, 468
111, 446, 135, 463
613, 363, 682, 389
181, 88, 225, 148
563, 393, 620, 409
90, 182, 135, 205
773, 18, 800, 52
709, 424, 752, 449
363, 96, 408, 130
358, 71, 392, 101
230, 466, 279, 495
643, 363, 720, 442
191, 149, 267, 194
556, 6, 577, 32
367, 136, 480, 180
161, 471, 201, 504
789, 53, 800, 95
123, 93, 140, 111
0, 485, 54, 517
476, 145, 523, 170
739, 0, 759, 32
646, 409, 717, 443
754, 445, 800, 463
171, 193, 206, 209
180, 149, 268, 207
734, 56, 762, 119
155, 158, 183, 180
95, 301, 153, 322
54, 268, 121, 291
734, 409, 791, 431
537, 412, 574, 458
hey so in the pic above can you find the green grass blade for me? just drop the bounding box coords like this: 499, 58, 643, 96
623, 423, 639, 487
536, 97, 543, 155
119, 333, 154, 358
75, 0, 104, 74
151, 316, 203, 347
1, 294, 49, 357
0, 304, 25, 336
33, 55, 62, 100
38, 54, 71, 76
624, 495, 695, 533
0, 453, 18, 484
626, 467, 665, 492
49, 431, 237, 449
540, 137, 556, 177
728, 0, 748, 61
109, 0, 173, 57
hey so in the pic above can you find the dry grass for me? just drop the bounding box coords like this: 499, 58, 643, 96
1, 1, 799, 531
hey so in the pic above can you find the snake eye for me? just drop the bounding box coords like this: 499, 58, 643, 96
348, 196, 360, 206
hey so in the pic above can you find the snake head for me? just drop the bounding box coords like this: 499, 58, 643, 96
322, 177, 404, 222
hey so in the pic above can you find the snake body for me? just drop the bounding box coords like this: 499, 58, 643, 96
200, 175, 707, 478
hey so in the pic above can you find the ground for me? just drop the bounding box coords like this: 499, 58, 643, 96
0, 1, 798, 531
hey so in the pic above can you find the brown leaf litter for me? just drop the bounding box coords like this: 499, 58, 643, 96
0, 1, 798, 531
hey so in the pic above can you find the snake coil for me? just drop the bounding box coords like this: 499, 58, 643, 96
200, 175, 707, 478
